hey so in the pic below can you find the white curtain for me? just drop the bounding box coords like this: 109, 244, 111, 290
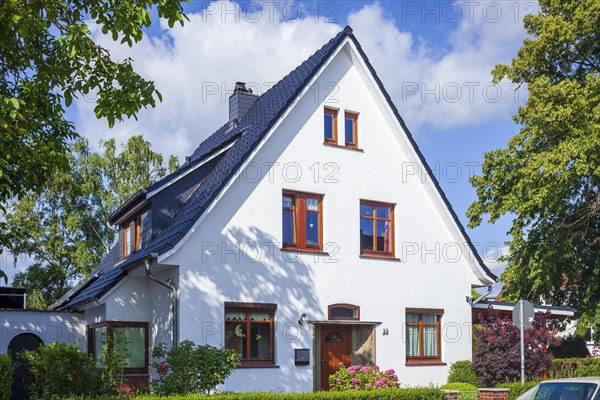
406, 314, 420, 356
423, 314, 438, 357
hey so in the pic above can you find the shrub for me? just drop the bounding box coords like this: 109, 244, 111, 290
0, 355, 13, 400
66, 388, 446, 399
549, 335, 590, 358
151, 340, 240, 395
447, 360, 479, 386
472, 307, 560, 386
497, 381, 540, 400
20, 342, 102, 398
329, 364, 399, 391
549, 358, 600, 379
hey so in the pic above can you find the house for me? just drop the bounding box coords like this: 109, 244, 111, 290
8, 26, 502, 392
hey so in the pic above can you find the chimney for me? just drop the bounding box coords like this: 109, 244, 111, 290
229, 82, 259, 123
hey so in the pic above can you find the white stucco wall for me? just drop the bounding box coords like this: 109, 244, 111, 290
161, 40, 484, 392
0, 310, 86, 354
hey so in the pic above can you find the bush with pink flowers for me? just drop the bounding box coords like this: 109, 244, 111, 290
329, 364, 400, 391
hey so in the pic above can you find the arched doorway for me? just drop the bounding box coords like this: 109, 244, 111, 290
8, 333, 43, 400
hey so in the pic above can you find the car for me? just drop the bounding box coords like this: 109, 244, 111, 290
517, 378, 600, 400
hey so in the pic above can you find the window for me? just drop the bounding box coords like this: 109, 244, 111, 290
344, 112, 358, 147
282, 191, 323, 251
88, 322, 148, 374
360, 200, 394, 256
123, 216, 142, 257
406, 310, 442, 363
224, 302, 276, 366
324, 107, 338, 144
328, 304, 360, 320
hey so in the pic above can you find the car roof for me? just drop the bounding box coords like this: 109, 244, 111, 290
541, 377, 600, 384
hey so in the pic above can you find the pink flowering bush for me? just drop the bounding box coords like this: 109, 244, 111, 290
329, 363, 399, 391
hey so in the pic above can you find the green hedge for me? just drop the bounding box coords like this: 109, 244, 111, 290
0, 354, 13, 400
550, 358, 600, 379
447, 360, 480, 387
440, 383, 478, 400
497, 381, 539, 400
80, 388, 445, 400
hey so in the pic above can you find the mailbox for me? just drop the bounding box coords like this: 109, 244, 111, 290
294, 348, 310, 366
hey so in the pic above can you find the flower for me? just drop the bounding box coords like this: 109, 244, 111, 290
355, 386, 361, 390
338, 361, 343, 366
335, 378, 340, 382
360, 366, 370, 372
392, 381, 399, 386
374, 381, 381, 387
385, 369, 395, 375
365, 383, 372, 388
381, 377, 388, 383
352, 378, 359, 384
373, 365, 380, 371
348, 369, 356, 375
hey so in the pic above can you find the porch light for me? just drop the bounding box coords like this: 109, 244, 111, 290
298, 313, 308, 325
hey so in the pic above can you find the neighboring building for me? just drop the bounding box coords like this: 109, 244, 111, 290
13, 26, 502, 391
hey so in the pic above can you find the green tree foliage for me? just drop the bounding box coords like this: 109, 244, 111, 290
0, 0, 188, 282
0, 354, 13, 400
151, 341, 240, 395
5, 135, 178, 308
447, 360, 479, 387
467, 0, 600, 324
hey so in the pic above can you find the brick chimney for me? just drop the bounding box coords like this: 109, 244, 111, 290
229, 82, 259, 123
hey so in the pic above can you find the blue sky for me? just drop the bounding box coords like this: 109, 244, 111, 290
6, 1, 533, 286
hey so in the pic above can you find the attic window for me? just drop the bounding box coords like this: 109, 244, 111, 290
324, 107, 338, 144
345, 112, 358, 148
123, 216, 142, 258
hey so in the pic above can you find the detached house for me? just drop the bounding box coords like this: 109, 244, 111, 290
32, 26, 499, 391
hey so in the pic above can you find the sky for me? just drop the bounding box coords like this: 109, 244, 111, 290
5, 0, 536, 290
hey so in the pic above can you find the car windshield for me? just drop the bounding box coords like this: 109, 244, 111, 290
522, 382, 598, 400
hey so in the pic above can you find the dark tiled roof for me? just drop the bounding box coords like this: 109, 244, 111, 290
56, 25, 497, 310
56, 27, 350, 309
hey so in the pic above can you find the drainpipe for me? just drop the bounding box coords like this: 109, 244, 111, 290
469, 285, 493, 306
145, 253, 178, 348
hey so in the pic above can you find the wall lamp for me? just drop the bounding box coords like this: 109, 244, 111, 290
298, 313, 308, 325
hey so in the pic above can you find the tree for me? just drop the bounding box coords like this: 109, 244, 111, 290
5, 135, 178, 308
472, 307, 560, 386
467, 0, 600, 326
0, 0, 188, 281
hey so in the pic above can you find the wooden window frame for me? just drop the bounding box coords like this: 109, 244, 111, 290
87, 321, 149, 374
328, 303, 360, 321
344, 111, 358, 148
405, 310, 443, 364
282, 190, 323, 252
359, 200, 395, 258
224, 302, 277, 367
324, 107, 338, 145
122, 215, 142, 258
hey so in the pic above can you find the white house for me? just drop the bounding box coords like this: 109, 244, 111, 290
45, 26, 502, 392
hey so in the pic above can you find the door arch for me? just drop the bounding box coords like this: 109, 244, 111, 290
8, 333, 44, 400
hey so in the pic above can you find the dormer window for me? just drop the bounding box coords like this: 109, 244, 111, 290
123, 216, 142, 257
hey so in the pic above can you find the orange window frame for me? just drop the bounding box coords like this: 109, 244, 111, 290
344, 111, 358, 148
324, 107, 338, 144
122, 216, 142, 258
406, 312, 442, 361
282, 191, 323, 251
328, 303, 360, 321
359, 200, 395, 257
224, 302, 277, 367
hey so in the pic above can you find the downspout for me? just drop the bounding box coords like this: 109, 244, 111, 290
145, 254, 178, 348
469, 285, 493, 306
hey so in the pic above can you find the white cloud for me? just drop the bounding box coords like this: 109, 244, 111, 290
73, 0, 531, 159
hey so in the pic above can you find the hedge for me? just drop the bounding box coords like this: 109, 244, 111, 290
446, 361, 480, 387
77, 388, 445, 400
0, 354, 13, 400
497, 381, 539, 400
440, 383, 478, 400
550, 358, 600, 379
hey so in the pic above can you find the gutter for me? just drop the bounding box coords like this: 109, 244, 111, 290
469, 285, 493, 306
144, 253, 178, 348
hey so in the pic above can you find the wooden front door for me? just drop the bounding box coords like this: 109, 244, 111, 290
320, 325, 351, 390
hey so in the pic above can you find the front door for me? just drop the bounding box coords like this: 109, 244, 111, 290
320, 325, 351, 390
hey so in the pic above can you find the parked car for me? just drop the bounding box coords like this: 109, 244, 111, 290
517, 378, 600, 400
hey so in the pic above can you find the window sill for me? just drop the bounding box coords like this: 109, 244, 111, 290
360, 253, 401, 261
405, 360, 446, 366
281, 248, 330, 256
236, 363, 280, 369
323, 142, 364, 152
